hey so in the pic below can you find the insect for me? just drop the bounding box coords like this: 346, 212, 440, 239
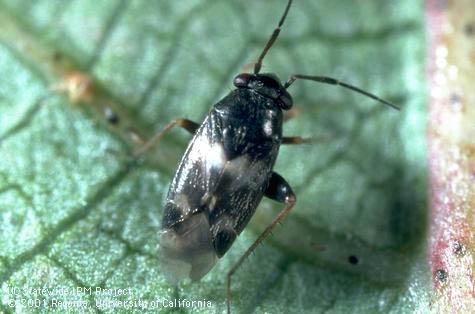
139, 0, 399, 312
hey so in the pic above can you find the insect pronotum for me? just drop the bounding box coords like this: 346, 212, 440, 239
135, 0, 399, 312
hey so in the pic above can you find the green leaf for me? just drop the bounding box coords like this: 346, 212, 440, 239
0, 0, 428, 313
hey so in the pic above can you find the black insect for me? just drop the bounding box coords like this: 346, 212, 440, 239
137, 0, 398, 312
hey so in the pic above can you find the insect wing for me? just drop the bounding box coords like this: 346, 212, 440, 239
158, 114, 224, 283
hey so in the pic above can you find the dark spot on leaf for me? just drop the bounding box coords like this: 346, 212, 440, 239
449, 93, 461, 106
105, 107, 120, 125
348, 255, 359, 265
452, 241, 466, 256
463, 23, 474, 36
53, 51, 63, 62
435, 269, 448, 282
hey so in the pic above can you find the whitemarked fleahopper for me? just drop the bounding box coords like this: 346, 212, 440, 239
145, 0, 399, 312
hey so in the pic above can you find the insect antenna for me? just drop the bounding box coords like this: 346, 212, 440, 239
253, 0, 293, 74
284, 74, 400, 110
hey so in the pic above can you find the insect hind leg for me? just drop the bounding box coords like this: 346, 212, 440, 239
133, 118, 199, 158
226, 172, 296, 313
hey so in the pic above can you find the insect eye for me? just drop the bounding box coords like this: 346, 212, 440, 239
279, 92, 293, 110
233, 73, 251, 87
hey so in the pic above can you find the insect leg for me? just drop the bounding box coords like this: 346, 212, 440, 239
282, 136, 312, 145
133, 118, 199, 158
226, 172, 296, 313
264, 172, 296, 204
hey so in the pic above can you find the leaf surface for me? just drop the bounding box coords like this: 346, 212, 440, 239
0, 1, 428, 313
